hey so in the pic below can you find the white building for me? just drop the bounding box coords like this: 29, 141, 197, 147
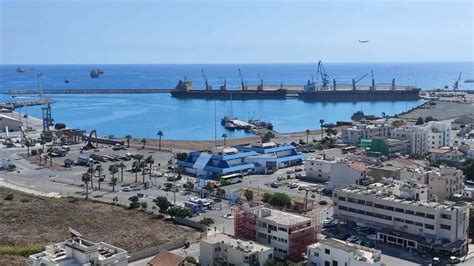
29, 234, 128, 266
428, 166, 464, 200
427, 121, 451, 151
199, 233, 273, 266
333, 183, 470, 256
0, 114, 22, 133
392, 125, 429, 155
307, 238, 382, 266
429, 147, 465, 167
341, 123, 393, 145
305, 158, 367, 190
235, 206, 316, 261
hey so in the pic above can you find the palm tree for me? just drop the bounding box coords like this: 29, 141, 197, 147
381, 112, 386, 119
109, 165, 119, 190
87, 166, 95, 189
95, 164, 103, 178
118, 162, 126, 182
305, 129, 310, 144
132, 160, 140, 183
157, 130, 163, 151
38, 149, 43, 164
81, 173, 91, 199
40, 140, 46, 151
140, 161, 147, 183
125, 135, 132, 148
145, 156, 154, 180
25, 139, 32, 157
141, 138, 147, 149
135, 154, 144, 165
319, 119, 325, 141
222, 133, 228, 145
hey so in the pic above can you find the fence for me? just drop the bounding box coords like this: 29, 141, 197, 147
127, 238, 186, 262
174, 217, 208, 232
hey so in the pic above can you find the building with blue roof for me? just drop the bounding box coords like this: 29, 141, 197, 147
177, 143, 304, 179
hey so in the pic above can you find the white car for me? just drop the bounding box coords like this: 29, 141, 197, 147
366, 234, 377, 241
323, 217, 334, 224
346, 236, 360, 243
122, 187, 132, 192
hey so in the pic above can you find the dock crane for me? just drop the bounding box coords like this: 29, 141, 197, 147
36, 73, 54, 136
257, 73, 263, 91
352, 73, 369, 91
453, 72, 462, 91
370, 71, 375, 90
219, 76, 227, 91
201, 69, 212, 91
317, 60, 330, 90
238, 68, 247, 91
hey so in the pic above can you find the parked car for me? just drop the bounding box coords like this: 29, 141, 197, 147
366, 234, 377, 241
361, 241, 375, 248
277, 176, 285, 181
270, 182, 279, 188
288, 183, 298, 189
432, 257, 440, 265
346, 236, 360, 243
448, 256, 461, 264
323, 217, 334, 224
122, 187, 132, 192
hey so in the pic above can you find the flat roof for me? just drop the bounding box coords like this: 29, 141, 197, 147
257, 207, 311, 226
203, 233, 272, 253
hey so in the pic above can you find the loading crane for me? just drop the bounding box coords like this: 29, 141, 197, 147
370, 71, 375, 90
317, 60, 330, 90
201, 69, 212, 91
219, 76, 227, 91
238, 68, 247, 91
352, 73, 369, 91
453, 72, 462, 91
257, 73, 263, 91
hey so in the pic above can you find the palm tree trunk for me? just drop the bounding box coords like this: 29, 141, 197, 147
159, 136, 162, 151
135, 171, 138, 183
149, 163, 152, 180
85, 183, 89, 199
306, 133, 309, 144
142, 171, 145, 184
27, 146, 30, 157
120, 168, 124, 182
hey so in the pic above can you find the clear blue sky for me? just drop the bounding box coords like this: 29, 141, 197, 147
1, 0, 473, 64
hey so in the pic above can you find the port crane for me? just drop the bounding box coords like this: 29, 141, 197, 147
317, 60, 330, 90
219, 76, 227, 91
201, 69, 212, 91
238, 68, 247, 91
453, 72, 462, 91
352, 73, 369, 91
257, 73, 263, 91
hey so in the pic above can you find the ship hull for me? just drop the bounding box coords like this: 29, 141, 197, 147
298, 89, 421, 101
171, 90, 287, 100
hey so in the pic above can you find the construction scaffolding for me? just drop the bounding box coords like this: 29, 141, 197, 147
234, 204, 319, 261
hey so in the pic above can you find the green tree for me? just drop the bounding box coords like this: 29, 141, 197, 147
81, 173, 91, 199
141, 138, 147, 149
87, 166, 95, 189
154, 196, 171, 213
185, 256, 197, 264
416, 117, 424, 125
270, 192, 292, 208
222, 133, 228, 145
118, 162, 126, 182
176, 152, 188, 161
141, 201, 148, 211
261, 131, 275, 143
351, 111, 365, 121
425, 116, 435, 123
95, 164, 103, 178
199, 217, 215, 226
262, 192, 272, 203
125, 135, 132, 148
24, 139, 33, 157
319, 119, 325, 141
140, 161, 147, 183
145, 155, 154, 180
109, 165, 119, 189
132, 160, 140, 183
157, 130, 164, 151
110, 176, 118, 192
128, 195, 140, 209
168, 206, 192, 218
244, 190, 254, 201
463, 158, 474, 181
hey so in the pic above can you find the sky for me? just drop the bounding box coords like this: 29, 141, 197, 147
1, 0, 473, 64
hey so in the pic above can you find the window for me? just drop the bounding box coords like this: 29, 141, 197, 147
348, 198, 356, 203
405, 210, 414, 215
405, 220, 414, 225
333, 261, 339, 266
424, 224, 434, 230
338, 197, 346, 201
416, 212, 425, 217
325, 261, 330, 266
278, 227, 287, 232
394, 217, 403, 222
313, 252, 319, 257
384, 215, 392, 221
374, 203, 384, 209
385, 206, 394, 211
441, 214, 451, 220
426, 214, 435, 220
395, 208, 404, 213
374, 213, 384, 219
440, 224, 451, 230
415, 222, 423, 227
268, 225, 277, 231
357, 199, 365, 205
325, 249, 330, 255
365, 201, 373, 206
339, 206, 347, 211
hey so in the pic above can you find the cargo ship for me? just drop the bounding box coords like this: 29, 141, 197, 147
298, 81, 421, 101
170, 79, 287, 100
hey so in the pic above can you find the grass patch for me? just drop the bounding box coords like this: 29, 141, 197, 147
0, 243, 44, 257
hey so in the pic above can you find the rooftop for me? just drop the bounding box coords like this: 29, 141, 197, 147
255, 207, 311, 226
310, 238, 381, 263
338, 183, 469, 210
202, 233, 272, 253
148, 250, 184, 266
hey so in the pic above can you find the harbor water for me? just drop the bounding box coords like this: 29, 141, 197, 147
0, 63, 472, 140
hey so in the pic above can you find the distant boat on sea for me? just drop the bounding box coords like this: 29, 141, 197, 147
17, 67, 33, 73
465, 79, 474, 83
65, 78, 70, 83
90, 68, 104, 78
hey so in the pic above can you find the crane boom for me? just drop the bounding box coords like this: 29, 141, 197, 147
238, 68, 247, 91
317, 60, 330, 90
351, 73, 368, 91
201, 69, 212, 90
257, 73, 263, 91
453, 72, 462, 91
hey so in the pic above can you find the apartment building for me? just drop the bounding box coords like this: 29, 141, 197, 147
199, 233, 273, 266
430, 147, 466, 167
29, 234, 128, 266
427, 121, 451, 151
428, 166, 464, 200
234, 206, 316, 261
392, 125, 429, 155
307, 238, 382, 266
333, 183, 470, 256
341, 123, 393, 145
305, 158, 367, 189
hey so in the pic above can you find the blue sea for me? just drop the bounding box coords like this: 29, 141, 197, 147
0, 63, 473, 140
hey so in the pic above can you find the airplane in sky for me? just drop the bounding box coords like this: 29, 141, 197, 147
359, 40, 369, 43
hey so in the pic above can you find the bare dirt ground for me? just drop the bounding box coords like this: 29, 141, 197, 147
0, 188, 199, 264
398, 100, 474, 121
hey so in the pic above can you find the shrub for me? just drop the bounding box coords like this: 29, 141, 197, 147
0, 243, 44, 257
4, 194, 14, 201
31, 149, 38, 156
185, 256, 197, 264
319, 200, 328, 205
244, 190, 253, 201
199, 217, 215, 226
